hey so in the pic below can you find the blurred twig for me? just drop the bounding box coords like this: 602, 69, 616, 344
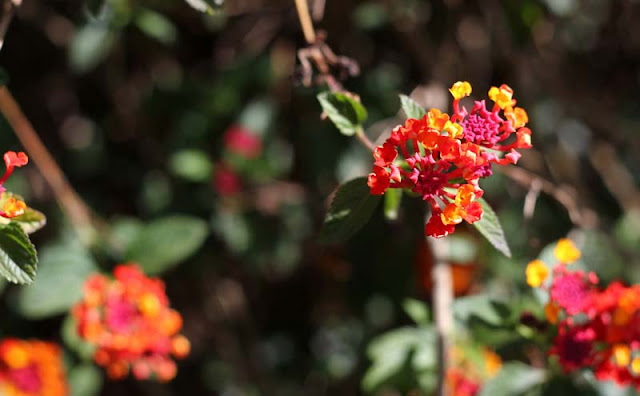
499, 165, 597, 228
0, 0, 18, 51
294, 0, 315, 43
0, 87, 99, 245
430, 237, 452, 396
589, 141, 640, 212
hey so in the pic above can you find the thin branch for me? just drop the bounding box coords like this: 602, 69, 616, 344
0, 87, 99, 245
498, 165, 597, 228
0, 0, 16, 51
430, 236, 452, 396
294, 0, 316, 44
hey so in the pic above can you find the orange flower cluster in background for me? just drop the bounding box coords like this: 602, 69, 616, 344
72, 264, 190, 382
367, 81, 532, 238
447, 346, 502, 396
0, 339, 68, 396
527, 238, 640, 390
0, 151, 29, 218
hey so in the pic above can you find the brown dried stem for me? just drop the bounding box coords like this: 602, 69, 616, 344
0, 87, 99, 244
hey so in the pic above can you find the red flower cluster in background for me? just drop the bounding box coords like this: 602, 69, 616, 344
0, 339, 67, 396
367, 82, 532, 238
73, 264, 190, 382
528, 239, 640, 390
446, 346, 502, 396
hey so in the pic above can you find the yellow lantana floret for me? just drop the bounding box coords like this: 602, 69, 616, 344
488, 84, 515, 109
553, 238, 581, 264
449, 81, 472, 100
525, 259, 549, 287
613, 344, 631, 366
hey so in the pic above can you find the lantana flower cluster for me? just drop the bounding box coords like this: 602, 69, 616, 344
527, 238, 640, 390
72, 264, 190, 382
0, 151, 29, 219
0, 339, 68, 396
447, 346, 502, 396
367, 82, 532, 238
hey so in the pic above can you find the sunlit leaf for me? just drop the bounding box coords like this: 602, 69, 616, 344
317, 92, 368, 136
402, 298, 430, 325
399, 94, 426, 119
473, 198, 511, 257
318, 177, 381, 244
11, 207, 47, 234
0, 223, 37, 284
135, 9, 178, 45
69, 25, 118, 73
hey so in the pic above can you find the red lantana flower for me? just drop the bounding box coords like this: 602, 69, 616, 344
367, 81, 532, 238
72, 264, 190, 382
0, 151, 29, 218
0, 339, 68, 396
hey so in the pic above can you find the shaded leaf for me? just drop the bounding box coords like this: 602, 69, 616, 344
69, 25, 118, 73
0, 223, 37, 284
318, 178, 381, 244
0, 67, 9, 86
17, 240, 97, 318
317, 92, 368, 136
85, 0, 106, 16
68, 363, 103, 396
473, 198, 511, 257
399, 94, 426, 119
62, 315, 96, 361
125, 215, 208, 275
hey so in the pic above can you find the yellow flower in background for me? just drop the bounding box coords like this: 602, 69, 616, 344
554, 238, 581, 264
613, 344, 631, 366
526, 259, 549, 287
482, 349, 502, 377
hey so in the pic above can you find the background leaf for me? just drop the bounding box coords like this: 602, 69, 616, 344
473, 198, 511, 257
384, 188, 402, 221
317, 92, 368, 136
125, 215, 209, 274
0, 223, 37, 284
68, 363, 104, 396
478, 362, 546, 396
318, 178, 381, 244
16, 239, 97, 318
399, 95, 426, 119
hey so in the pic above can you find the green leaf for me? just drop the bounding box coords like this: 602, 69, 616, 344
125, 215, 209, 275
402, 298, 430, 325
17, 240, 97, 318
61, 315, 96, 361
383, 188, 402, 221
317, 92, 368, 136
318, 178, 381, 244
473, 197, 511, 257
107, 216, 144, 254
68, 363, 103, 396
0, 67, 9, 86
478, 362, 545, 396
135, 9, 178, 45
0, 223, 37, 284
454, 295, 509, 326
85, 0, 106, 16
399, 94, 426, 119
11, 208, 46, 234
184, 0, 219, 14
363, 326, 434, 392
69, 25, 117, 73
169, 149, 213, 182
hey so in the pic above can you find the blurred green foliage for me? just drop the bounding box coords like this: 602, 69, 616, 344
0, 0, 637, 395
